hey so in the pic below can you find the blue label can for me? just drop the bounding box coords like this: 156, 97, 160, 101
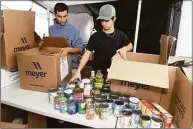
67, 99, 77, 115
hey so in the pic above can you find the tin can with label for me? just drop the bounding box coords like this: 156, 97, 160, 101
48, 88, 58, 105
93, 88, 101, 98
54, 96, 60, 110
86, 103, 95, 120
67, 99, 77, 115
95, 98, 105, 115
64, 89, 73, 99
59, 97, 67, 113
73, 87, 84, 100
121, 110, 132, 128
130, 110, 142, 127
150, 116, 163, 128
99, 103, 109, 120
114, 101, 124, 117
129, 97, 140, 110
78, 99, 86, 114
123, 104, 132, 112
110, 92, 119, 102
106, 99, 114, 116
139, 115, 151, 128
101, 88, 110, 99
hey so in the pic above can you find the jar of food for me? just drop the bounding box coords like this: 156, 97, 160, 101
73, 87, 84, 100
93, 88, 101, 98
77, 99, 86, 114
109, 92, 119, 102
95, 98, 105, 115
129, 97, 140, 110
86, 103, 95, 120
64, 88, 73, 99
84, 83, 92, 97
99, 103, 109, 120
120, 110, 132, 128
106, 99, 114, 116
114, 100, 124, 117
67, 99, 77, 115
101, 88, 110, 99
139, 115, 151, 128
149, 116, 163, 128
59, 97, 67, 113
130, 110, 142, 128
54, 96, 60, 111
48, 88, 58, 105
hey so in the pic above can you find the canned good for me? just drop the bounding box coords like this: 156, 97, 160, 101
123, 104, 132, 112
120, 110, 132, 128
93, 88, 101, 98
54, 96, 60, 110
95, 98, 105, 115
150, 116, 163, 128
129, 97, 140, 110
120, 97, 129, 106
78, 99, 86, 114
48, 88, 58, 105
99, 103, 109, 120
139, 115, 151, 128
84, 83, 92, 97
109, 92, 119, 102
130, 110, 142, 127
106, 99, 114, 116
86, 103, 95, 120
67, 99, 77, 115
73, 87, 84, 100
101, 88, 110, 99
59, 97, 67, 113
64, 89, 73, 99
114, 101, 124, 117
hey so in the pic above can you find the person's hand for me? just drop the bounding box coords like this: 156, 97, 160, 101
60, 47, 70, 58
70, 71, 81, 82
117, 46, 128, 60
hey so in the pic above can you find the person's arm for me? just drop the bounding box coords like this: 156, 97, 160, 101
61, 29, 83, 57
117, 31, 133, 60
70, 50, 91, 81
123, 42, 133, 52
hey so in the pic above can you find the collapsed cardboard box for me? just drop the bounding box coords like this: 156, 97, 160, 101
17, 47, 72, 92
1, 10, 37, 71
108, 56, 192, 128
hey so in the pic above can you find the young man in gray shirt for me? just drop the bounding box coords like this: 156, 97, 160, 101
49, 3, 83, 71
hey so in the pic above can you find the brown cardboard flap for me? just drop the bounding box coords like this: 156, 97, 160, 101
17, 47, 62, 56
41, 37, 69, 48
159, 35, 169, 65
172, 68, 192, 128
108, 58, 169, 89
1, 122, 28, 128
167, 35, 176, 60
113, 52, 160, 64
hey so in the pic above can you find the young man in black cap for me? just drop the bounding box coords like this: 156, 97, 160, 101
71, 4, 133, 81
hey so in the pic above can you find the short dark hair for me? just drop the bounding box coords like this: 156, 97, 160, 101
54, 3, 68, 14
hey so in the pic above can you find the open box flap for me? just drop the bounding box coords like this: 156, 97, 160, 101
108, 58, 169, 89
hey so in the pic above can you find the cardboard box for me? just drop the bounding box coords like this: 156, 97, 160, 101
1, 69, 20, 89
17, 47, 72, 92
1, 10, 37, 71
1, 106, 46, 128
108, 57, 192, 128
1, 122, 28, 128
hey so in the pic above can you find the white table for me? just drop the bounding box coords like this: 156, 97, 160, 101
1, 82, 118, 128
